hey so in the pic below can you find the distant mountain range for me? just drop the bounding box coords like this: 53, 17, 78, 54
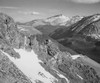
17, 14, 83, 35
17, 14, 83, 26
0, 12, 100, 83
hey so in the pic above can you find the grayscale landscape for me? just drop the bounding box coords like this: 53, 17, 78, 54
0, 0, 100, 83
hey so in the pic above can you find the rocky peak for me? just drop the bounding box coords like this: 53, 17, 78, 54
0, 13, 24, 58
0, 13, 14, 23
65, 15, 83, 26
45, 14, 70, 25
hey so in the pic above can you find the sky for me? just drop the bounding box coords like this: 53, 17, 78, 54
0, 0, 100, 22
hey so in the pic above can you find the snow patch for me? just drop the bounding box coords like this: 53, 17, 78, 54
57, 73, 70, 83
45, 14, 70, 25
71, 54, 83, 60
52, 69, 69, 83
77, 74, 83, 80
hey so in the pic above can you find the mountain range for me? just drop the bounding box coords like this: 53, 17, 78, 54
0, 12, 100, 83
17, 14, 83, 36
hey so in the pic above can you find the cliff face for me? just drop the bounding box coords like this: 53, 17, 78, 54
0, 13, 23, 59
0, 13, 20, 47
0, 13, 33, 83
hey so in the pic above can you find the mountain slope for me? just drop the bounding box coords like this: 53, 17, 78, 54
50, 14, 100, 63
0, 13, 100, 83
65, 15, 83, 26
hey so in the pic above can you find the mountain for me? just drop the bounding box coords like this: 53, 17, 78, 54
0, 12, 100, 83
27, 14, 82, 27
65, 15, 83, 26
17, 14, 70, 26
17, 14, 82, 35
16, 14, 70, 35
50, 14, 100, 63
45, 14, 70, 26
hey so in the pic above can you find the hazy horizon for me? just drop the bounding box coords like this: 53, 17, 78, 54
0, 0, 100, 22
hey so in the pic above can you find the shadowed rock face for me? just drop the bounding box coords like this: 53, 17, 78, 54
0, 13, 100, 83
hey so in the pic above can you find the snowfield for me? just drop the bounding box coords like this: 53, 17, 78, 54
3, 48, 58, 83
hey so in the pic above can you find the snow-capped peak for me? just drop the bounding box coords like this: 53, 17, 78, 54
45, 14, 70, 25
58, 14, 70, 22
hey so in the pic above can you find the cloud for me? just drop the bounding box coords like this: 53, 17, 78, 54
71, 0, 100, 4
18, 11, 40, 15
0, 6, 18, 9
